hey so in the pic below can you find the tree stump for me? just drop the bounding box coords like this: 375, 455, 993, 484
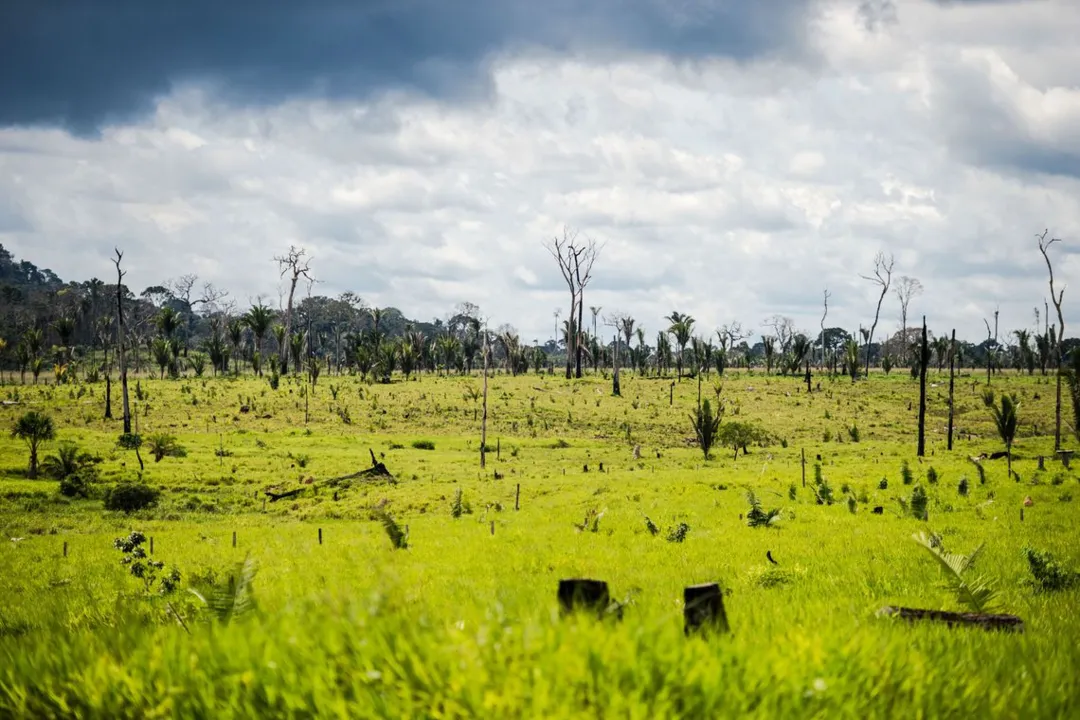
877, 606, 1023, 632
684, 583, 729, 635
1057, 450, 1074, 469
558, 579, 610, 617
1038, 455, 1045, 471
872, 506, 884, 514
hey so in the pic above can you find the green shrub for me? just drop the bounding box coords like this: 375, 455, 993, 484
59, 466, 98, 498
901, 460, 914, 485
104, 483, 160, 513
412, 440, 436, 451
1022, 547, 1078, 591
117, 433, 142, 450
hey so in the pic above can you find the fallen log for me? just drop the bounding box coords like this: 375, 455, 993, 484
265, 488, 303, 502
326, 449, 396, 486
877, 606, 1023, 633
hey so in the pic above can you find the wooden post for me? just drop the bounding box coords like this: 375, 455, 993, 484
497, 438, 501, 461
1038, 456, 1045, 471
558, 579, 610, 616
684, 583, 729, 635
149, 536, 154, 555
801, 449, 806, 488
63, 541, 68, 558
232, 531, 237, 548
947, 329, 956, 451
669, 382, 675, 406
318, 528, 323, 545
1020, 508, 1024, 522
481, 327, 489, 469
515, 483, 520, 511
490, 520, 495, 536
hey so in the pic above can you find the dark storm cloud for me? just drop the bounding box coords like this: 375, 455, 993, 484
0, 0, 815, 133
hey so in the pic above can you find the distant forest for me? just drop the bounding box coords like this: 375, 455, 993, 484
0, 243, 1073, 382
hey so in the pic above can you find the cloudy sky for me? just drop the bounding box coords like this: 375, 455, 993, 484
2, 0, 1079, 345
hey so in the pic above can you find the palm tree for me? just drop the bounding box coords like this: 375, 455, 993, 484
1063, 348, 1080, 444
982, 389, 1019, 477
666, 312, 695, 379
151, 338, 172, 379
52, 316, 76, 362
843, 338, 860, 383
0, 337, 6, 383
243, 303, 275, 376
227, 317, 244, 375
762, 336, 776, 375
11, 411, 55, 478
1013, 330, 1034, 375
156, 307, 182, 339
691, 399, 723, 460
656, 331, 672, 375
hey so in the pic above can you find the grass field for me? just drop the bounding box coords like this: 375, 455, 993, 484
1, 368, 1078, 718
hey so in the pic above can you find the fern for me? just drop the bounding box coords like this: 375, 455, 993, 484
643, 514, 660, 536
188, 556, 258, 624
912, 532, 999, 613
375, 508, 409, 549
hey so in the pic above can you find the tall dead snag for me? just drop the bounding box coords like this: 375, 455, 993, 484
275, 246, 314, 374
947, 329, 956, 451
1038, 230, 1066, 451
917, 316, 929, 457
111, 249, 132, 435
819, 288, 830, 369
480, 324, 489, 469
544, 227, 601, 379
861, 252, 894, 378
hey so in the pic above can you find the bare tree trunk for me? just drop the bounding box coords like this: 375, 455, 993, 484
917, 317, 928, 457
481, 328, 489, 469
113, 249, 131, 435
575, 290, 585, 379
1038, 231, 1065, 451
947, 329, 956, 451
862, 253, 894, 378
612, 333, 620, 396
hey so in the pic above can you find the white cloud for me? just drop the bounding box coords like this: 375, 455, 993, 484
2, 0, 1080, 345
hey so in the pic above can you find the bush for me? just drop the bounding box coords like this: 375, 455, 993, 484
117, 433, 142, 450
147, 433, 187, 462
1022, 547, 1078, 591
59, 466, 98, 498
901, 460, 914, 485
910, 484, 929, 520
104, 482, 160, 513
412, 440, 436, 451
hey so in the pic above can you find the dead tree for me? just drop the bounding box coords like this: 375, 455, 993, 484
819, 289, 831, 369
111, 249, 132, 434
480, 324, 490, 469
1038, 230, 1066, 451
894, 276, 922, 338
861, 252, 895, 377
917, 316, 929, 456
947, 329, 956, 450
274, 246, 314, 374
544, 227, 601, 379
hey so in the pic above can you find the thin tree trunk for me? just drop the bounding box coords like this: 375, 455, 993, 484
947, 329, 955, 451
917, 317, 928, 457
481, 330, 489, 469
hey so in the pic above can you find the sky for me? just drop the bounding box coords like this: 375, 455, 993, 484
2, 0, 1080, 345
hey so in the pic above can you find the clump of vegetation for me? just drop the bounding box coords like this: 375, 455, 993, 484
575, 508, 605, 533
104, 482, 161, 513
909, 484, 929, 521
848, 423, 860, 443
411, 439, 435, 450
374, 507, 409, 549
59, 466, 99, 499
912, 532, 999, 612
113, 531, 180, 595
926, 467, 939, 484
643, 514, 660, 536
958, 476, 969, 497
901, 460, 913, 485
1022, 547, 1078, 592
746, 491, 781, 527
969, 457, 987, 485
847, 494, 857, 514
117, 433, 143, 450
549, 439, 571, 449
878, 477, 888, 490
11, 410, 55, 479
147, 433, 187, 463
665, 522, 690, 542
451, 488, 472, 518
690, 399, 723, 460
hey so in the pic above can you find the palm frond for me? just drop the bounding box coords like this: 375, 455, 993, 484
912, 532, 998, 613
188, 555, 259, 624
